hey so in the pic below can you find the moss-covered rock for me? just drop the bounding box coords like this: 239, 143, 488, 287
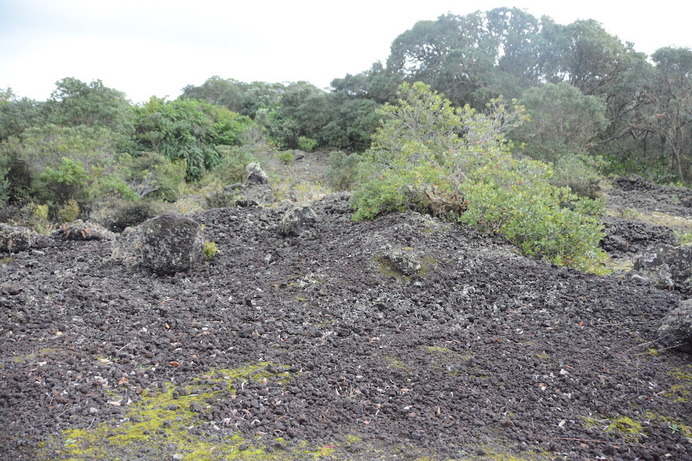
279, 205, 318, 237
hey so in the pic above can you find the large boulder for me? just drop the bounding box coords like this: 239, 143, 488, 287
657, 299, 692, 353
245, 162, 269, 185
112, 214, 205, 275
375, 248, 423, 278
0, 223, 40, 253
633, 244, 692, 293
279, 205, 318, 237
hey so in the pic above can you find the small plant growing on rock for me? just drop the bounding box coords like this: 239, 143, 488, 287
674, 230, 692, 246
202, 240, 218, 261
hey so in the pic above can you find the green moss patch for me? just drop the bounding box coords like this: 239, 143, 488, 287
43, 362, 330, 460
664, 367, 692, 402
7, 347, 61, 364
582, 414, 647, 442
644, 412, 692, 438
420, 345, 474, 376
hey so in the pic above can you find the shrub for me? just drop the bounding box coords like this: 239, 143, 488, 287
202, 240, 219, 261
297, 136, 318, 152
4, 202, 54, 234
122, 152, 187, 202
352, 82, 607, 273
550, 154, 608, 199
211, 146, 255, 184
57, 199, 80, 223
326, 151, 361, 192
37, 157, 89, 203
203, 182, 238, 209
0, 165, 8, 203
131, 98, 253, 182
275, 150, 296, 166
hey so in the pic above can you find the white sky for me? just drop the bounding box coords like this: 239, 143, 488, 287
1, 0, 690, 104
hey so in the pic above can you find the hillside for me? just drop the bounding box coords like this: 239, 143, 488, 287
0, 161, 691, 460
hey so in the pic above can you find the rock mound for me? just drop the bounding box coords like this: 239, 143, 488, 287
601, 216, 676, 254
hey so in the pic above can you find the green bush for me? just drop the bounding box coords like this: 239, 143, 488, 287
38, 157, 90, 203
207, 146, 255, 185
297, 136, 318, 152
326, 151, 362, 191
202, 240, 219, 261
57, 199, 80, 223
0, 167, 8, 203
459, 165, 606, 271
203, 182, 238, 209
131, 98, 253, 182
275, 150, 296, 166
550, 154, 607, 199
123, 152, 187, 202
352, 82, 607, 273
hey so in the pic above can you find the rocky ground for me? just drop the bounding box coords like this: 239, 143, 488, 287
1, 163, 691, 460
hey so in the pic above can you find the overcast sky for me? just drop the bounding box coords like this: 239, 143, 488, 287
1, 0, 690, 104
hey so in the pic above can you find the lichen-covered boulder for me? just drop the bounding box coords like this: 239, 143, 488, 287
0, 223, 39, 253
279, 205, 317, 237
140, 214, 205, 274
633, 244, 692, 293
245, 162, 269, 185
657, 299, 692, 353
112, 214, 205, 275
376, 248, 423, 278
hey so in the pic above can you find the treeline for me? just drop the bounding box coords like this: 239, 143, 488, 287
0, 7, 690, 223
180, 8, 691, 184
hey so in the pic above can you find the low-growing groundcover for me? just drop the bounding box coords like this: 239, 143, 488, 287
41, 363, 336, 460
351, 82, 607, 273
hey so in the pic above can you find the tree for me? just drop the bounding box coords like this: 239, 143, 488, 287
386, 9, 562, 107
0, 96, 47, 141
512, 82, 609, 161
484, 8, 549, 92
544, 20, 647, 96
132, 98, 253, 181
632, 47, 692, 182
181, 76, 244, 111
46, 78, 133, 134
330, 62, 400, 104
319, 96, 382, 151
387, 12, 497, 107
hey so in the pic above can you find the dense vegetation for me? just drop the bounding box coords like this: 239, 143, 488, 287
0, 7, 689, 271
